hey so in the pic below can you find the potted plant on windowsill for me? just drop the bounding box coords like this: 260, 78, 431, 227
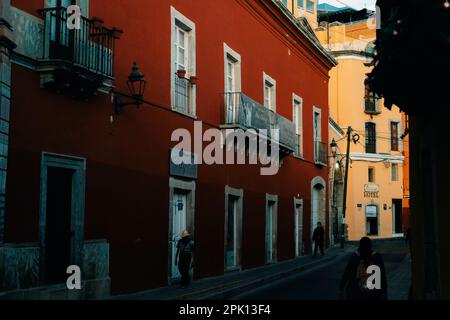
189, 76, 198, 85
176, 69, 187, 79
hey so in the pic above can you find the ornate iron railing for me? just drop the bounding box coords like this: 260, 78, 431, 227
39, 7, 116, 77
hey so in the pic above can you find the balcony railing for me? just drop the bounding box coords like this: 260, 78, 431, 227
174, 76, 193, 114
222, 92, 297, 153
315, 141, 327, 165
39, 7, 116, 78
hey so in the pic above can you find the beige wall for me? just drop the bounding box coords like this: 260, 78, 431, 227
322, 18, 406, 241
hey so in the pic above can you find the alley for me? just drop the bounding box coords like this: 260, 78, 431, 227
232, 239, 411, 300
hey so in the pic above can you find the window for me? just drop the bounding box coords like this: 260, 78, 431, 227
364, 82, 378, 113
280, 0, 288, 7
368, 167, 375, 183
313, 107, 324, 163
391, 122, 400, 151
306, 0, 315, 12
365, 122, 376, 154
392, 163, 398, 181
223, 44, 241, 124
266, 195, 278, 264
293, 95, 303, 157
263, 73, 276, 112
298, 0, 304, 9
171, 7, 196, 115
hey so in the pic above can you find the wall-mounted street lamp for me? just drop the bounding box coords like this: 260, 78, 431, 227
330, 138, 338, 158
113, 62, 147, 114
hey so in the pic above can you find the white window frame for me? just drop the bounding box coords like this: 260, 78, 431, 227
263, 73, 276, 112
293, 94, 303, 158
223, 44, 241, 93
171, 7, 196, 116
313, 106, 322, 162
389, 120, 403, 152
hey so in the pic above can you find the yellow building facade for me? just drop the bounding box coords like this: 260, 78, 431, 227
278, 0, 319, 28
316, 14, 406, 241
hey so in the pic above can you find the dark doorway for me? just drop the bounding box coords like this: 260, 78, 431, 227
44, 166, 74, 284
393, 199, 403, 234
49, 0, 76, 61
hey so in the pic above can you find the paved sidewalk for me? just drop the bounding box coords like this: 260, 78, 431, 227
111, 245, 355, 300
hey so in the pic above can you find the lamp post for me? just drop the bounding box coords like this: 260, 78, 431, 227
113, 62, 147, 114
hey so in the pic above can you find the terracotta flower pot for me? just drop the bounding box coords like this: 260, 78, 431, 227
189, 76, 198, 85
177, 69, 187, 78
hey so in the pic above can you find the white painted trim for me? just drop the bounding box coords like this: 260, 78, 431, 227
223, 43, 242, 93
311, 176, 326, 250
292, 93, 303, 157
170, 6, 196, 115
350, 152, 405, 163
335, 55, 372, 62
293, 198, 304, 257
265, 194, 278, 264
168, 177, 196, 284
224, 186, 244, 271
263, 72, 277, 112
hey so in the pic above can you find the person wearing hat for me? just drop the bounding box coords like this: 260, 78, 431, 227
175, 230, 194, 288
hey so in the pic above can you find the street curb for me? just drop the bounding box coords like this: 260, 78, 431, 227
183, 248, 354, 300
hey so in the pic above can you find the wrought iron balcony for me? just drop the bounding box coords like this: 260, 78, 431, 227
174, 76, 193, 115
222, 92, 297, 154
314, 141, 327, 165
38, 7, 120, 95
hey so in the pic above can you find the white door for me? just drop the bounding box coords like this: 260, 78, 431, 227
295, 204, 302, 257
171, 193, 187, 279
312, 188, 320, 250
226, 197, 237, 268
266, 203, 274, 263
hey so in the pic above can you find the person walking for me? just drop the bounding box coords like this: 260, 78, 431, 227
339, 237, 387, 300
312, 222, 325, 257
175, 230, 194, 288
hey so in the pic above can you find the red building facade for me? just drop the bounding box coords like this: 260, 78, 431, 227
0, 0, 335, 297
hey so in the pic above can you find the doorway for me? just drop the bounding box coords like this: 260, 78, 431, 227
392, 199, 403, 235
44, 167, 74, 284
265, 194, 278, 264
40, 153, 86, 285
294, 199, 303, 257
366, 205, 379, 236
48, 0, 76, 60
168, 178, 196, 283
171, 192, 187, 280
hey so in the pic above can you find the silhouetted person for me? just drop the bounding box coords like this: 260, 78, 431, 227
175, 230, 194, 288
312, 222, 325, 256
339, 237, 387, 300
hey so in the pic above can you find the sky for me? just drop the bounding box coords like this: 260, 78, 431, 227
319, 0, 377, 11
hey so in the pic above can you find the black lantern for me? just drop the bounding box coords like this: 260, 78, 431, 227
113, 62, 146, 114
330, 138, 338, 158
126, 62, 146, 106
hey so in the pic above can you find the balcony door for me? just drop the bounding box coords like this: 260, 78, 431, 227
48, 0, 76, 60
225, 57, 238, 123
313, 108, 322, 161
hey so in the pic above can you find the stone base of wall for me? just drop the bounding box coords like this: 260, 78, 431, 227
0, 240, 110, 300
0, 277, 110, 300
